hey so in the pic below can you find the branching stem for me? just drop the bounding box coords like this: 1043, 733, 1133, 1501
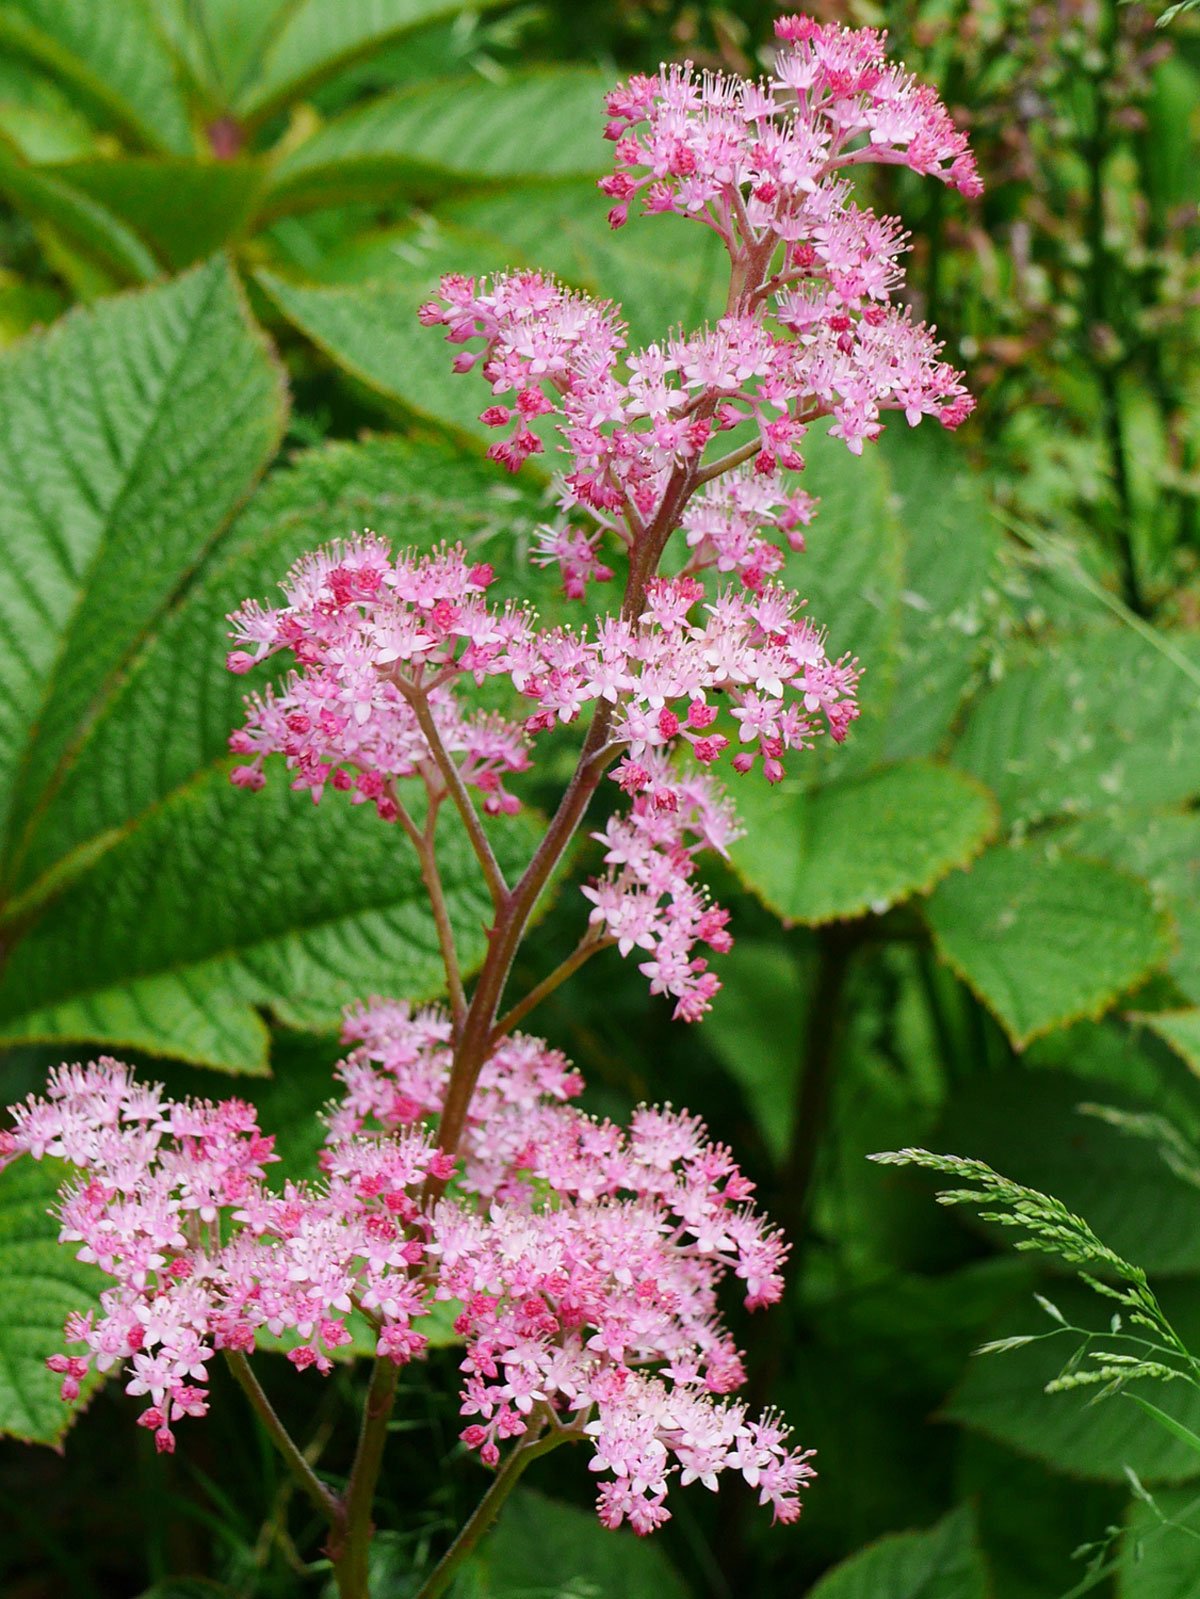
493, 932, 615, 1040
402, 685, 510, 911
223, 1351, 343, 1530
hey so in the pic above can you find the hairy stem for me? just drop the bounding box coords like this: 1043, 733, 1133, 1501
334, 1357, 401, 1598
404, 687, 510, 910
414, 1428, 570, 1599
223, 1351, 343, 1529
395, 789, 467, 1033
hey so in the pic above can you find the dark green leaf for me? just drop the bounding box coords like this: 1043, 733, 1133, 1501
45, 157, 267, 270
937, 1069, 1200, 1275
807, 1506, 986, 1599
945, 1280, 1200, 1484
0, 0, 192, 154
257, 233, 518, 438
1120, 1484, 1200, 1598
465, 1487, 691, 1599
876, 428, 1001, 763
266, 70, 608, 216
731, 759, 997, 926
1061, 809, 1200, 1004
0, 1155, 103, 1444
952, 629, 1200, 828
237, 0, 491, 124
0, 138, 159, 285
925, 846, 1172, 1046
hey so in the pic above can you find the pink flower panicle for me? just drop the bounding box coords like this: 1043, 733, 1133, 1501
602, 17, 981, 233
417, 19, 978, 597
226, 537, 531, 819
327, 998, 815, 1526
228, 544, 857, 1016
2, 1058, 447, 1454
6, 1029, 815, 1529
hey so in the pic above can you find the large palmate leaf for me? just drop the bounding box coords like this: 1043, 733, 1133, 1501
0, 257, 283, 876
1061, 809, 1200, 1004
807, 1508, 986, 1599
0, 1156, 103, 1444
731, 759, 996, 926
952, 628, 1200, 828
235, 0, 489, 125
0, 0, 193, 154
925, 845, 1171, 1046
265, 70, 608, 217
876, 428, 1000, 763
0, 264, 548, 1072
0, 137, 160, 289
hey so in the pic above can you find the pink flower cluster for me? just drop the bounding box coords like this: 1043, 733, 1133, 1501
602, 15, 981, 230
227, 543, 857, 1017
0, 1059, 450, 1452
326, 999, 814, 1526
416, 20, 979, 600
5, 1019, 814, 1530
586, 754, 737, 1021
226, 538, 531, 819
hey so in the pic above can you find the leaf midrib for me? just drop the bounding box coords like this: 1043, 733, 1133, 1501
0, 263, 286, 899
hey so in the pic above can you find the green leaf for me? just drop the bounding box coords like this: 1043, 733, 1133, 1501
0, 264, 554, 1070
0, 270, 63, 346
465, 1487, 691, 1599
257, 233, 518, 439
0, 1155, 103, 1445
952, 629, 1200, 828
701, 939, 805, 1162
0, 777, 538, 1072
1140, 1012, 1200, 1076
731, 759, 997, 926
44, 157, 267, 270
959, 1435, 1126, 1599
0, 0, 193, 154
876, 428, 1001, 763
148, 0, 296, 110
11, 432, 550, 899
807, 1507, 986, 1599
945, 1279, 1200, 1484
266, 69, 609, 217
0, 138, 160, 285
936, 1069, 1200, 1276
0, 258, 284, 891
925, 845, 1172, 1047
782, 428, 906, 780
236, 0, 489, 125
439, 179, 727, 348
0, 53, 102, 161
1060, 810, 1200, 1005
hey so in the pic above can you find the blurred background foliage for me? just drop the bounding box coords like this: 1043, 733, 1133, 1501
0, 0, 1199, 1595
